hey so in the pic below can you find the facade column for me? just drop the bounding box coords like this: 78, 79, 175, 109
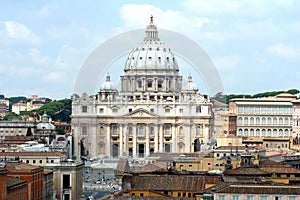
204, 123, 210, 144
159, 125, 163, 152
119, 125, 123, 157
171, 125, 176, 153
124, 124, 128, 157
154, 125, 159, 152
91, 123, 97, 158
73, 123, 80, 159
146, 124, 150, 157
133, 124, 137, 158
106, 124, 111, 157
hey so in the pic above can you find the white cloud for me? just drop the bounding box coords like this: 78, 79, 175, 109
183, 0, 282, 17
29, 48, 50, 65
267, 43, 300, 61
42, 71, 65, 83
119, 4, 214, 31
4, 21, 41, 44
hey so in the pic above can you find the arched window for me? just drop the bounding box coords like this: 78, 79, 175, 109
256, 129, 260, 137
244, 117, 249, 125
267, 129, 272, 137
244, 129, 249, 136
128, 127, 133, 135
250, 117, 254, 125
82, 126, 87, 135
250, 129, 254, 136
196, 126, 201, 136
150, 127, 154, 135
238, 129, 243, 136
279, 118, 283, 124
139, 125, 144, 135
238, 117, 243, 124
273, 118, 277, 125
256, 117, 260, 125
273, 129, 277, 137
165, 126, 170, 135
267, 118, 272, 125
284, 118, 289, 125
284, 129, 289, 136
279, 129, 283, 137
262, 117, 266, 124
113, 125, 118, 135
262, 129, 266, 136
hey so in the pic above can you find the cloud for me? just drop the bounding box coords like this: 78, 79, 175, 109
267, 43, 300, 61
4, 21, 41, 44
119, 4, 214, 32
42, 71, 65, 83
29, 48, 50, 65
182, 0, 291, 17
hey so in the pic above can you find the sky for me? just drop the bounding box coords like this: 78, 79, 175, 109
0, 0, 300, 99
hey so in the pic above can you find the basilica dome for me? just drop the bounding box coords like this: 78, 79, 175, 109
124, 16, 179, 71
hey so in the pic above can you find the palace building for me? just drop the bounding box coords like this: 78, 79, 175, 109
71, 17, 212, 159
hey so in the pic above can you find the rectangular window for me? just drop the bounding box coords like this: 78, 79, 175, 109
62, 174, 70, 189
275, 197, 282, 200
247, 196, 254, 200
165, 108, 170, 113
196, 106, 201, 113
219, 195, 225, 200
289, 197, 296, 200
260, 196, 267, 200
112, 108, 118, 113
232, 196, 239, 200
99, 108, 104, 113
129, 108, 132, 112
82, 106, 87, 113
179, 108, 183, 113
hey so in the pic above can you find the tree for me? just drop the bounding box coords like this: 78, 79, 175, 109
287, 89, 300, 95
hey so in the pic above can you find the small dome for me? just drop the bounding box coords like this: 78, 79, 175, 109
101, 73, 115, 90
36, 111, 56, 131
124, 16, 179, 71
36, 122, 56, 131
182, 74, 198, 91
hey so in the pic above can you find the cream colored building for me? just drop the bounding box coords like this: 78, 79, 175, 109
228, 93, 295, 138
72, 17, 212, 159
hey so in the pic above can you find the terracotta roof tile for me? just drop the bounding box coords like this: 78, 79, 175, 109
124, 175, 221, 191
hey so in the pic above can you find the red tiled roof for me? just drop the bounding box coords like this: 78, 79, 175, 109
131, 162, 167, 174
224, 167, 269, 176
124, 175, 221, 191
211, 183, 300, 195
5, 162, 43, 173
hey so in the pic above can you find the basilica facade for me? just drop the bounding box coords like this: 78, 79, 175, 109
71, 17, 212, 159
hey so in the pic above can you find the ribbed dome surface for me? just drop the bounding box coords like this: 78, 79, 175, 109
124, 16, 179, 71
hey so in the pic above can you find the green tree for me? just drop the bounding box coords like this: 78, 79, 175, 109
287, 89, 300, 95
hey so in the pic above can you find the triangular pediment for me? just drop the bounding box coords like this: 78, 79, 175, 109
123, 108, 158, 118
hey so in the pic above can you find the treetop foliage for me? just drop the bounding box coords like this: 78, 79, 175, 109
213, 89, 300, 104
